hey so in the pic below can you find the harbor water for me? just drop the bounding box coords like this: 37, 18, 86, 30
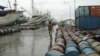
0, 27, 49, 56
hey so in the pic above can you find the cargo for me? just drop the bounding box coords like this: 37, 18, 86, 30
79, 6, 84, 17
55, 37, 65, 44
46, 50, 64, 56
75, 6, 100, 30
86, 38, 100, 54
91, 42, 100, 48
75, 16, 100, 30
81, 47, 96, 55
78, 41, 90, 50
75, 8, 80, 18
55, 42, 65, 48
94, 45, 100, 54
51, 44, 64, 53
65, 46, 79, 56
65, 39, 79, 56
88, 53, 100, 56
88, 40, 100, 54
66, 40, 78, 48
76, 38, 82, 43
55, 37, 65, 48
79, 54, 86, 56
90, 6, 100, 16
84, 6, 89, 16
87, 39, 95, 43
77, 40, 96, 55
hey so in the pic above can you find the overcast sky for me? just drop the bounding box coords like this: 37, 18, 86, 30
0, 0, 100, 21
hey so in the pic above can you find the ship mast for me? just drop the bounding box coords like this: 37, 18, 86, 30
8, 0, 12, 9
31, 0, 34, 17
14, 0, 17, 10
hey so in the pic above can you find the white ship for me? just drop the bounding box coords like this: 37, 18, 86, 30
0, 0, 22, 27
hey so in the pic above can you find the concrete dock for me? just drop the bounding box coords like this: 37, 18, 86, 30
0, 27, 49, 56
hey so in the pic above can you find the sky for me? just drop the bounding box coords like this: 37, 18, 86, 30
0, 0, 100, 21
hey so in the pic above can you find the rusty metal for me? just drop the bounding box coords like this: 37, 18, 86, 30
51, 44, 65, 53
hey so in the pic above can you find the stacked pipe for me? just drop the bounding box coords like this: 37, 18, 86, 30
0, 27, 21, 36
20, 26, 39, 30
61, 28, 79, 56
65, 40, 79, 56
46, 32, 65, 56
86, 38, 100, 54
77, 31, 100, 55
69, 31, 100, 56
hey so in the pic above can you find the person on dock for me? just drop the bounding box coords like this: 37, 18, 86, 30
48, 20, 53, 50
52, 22, 59, 46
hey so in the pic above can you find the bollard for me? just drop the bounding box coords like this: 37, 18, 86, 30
46, 50, 64, 56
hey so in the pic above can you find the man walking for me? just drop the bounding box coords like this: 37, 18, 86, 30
48, 20, 53, 49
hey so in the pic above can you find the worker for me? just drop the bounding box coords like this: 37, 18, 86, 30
48, 20, 53, 50
53, 22, 59, 36
52, 22, 59, 46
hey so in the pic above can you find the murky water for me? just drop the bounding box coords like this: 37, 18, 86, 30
0, 27, 50, 56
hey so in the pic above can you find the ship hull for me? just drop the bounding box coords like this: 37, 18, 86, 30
0, 12, 22, 26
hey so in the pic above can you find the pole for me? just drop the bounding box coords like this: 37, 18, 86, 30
74, 0, 76, 19
8, 0, 12, 9
64, 2, 71, 29
69, 4, 71, 19
14, 0, 17, 10
21, 7, 32, 16
74, 0, 76, 30
31, 0, 34, 17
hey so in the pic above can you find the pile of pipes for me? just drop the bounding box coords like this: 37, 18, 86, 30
46, 27, 100, 56
0, 27, 21, 36
20, 25, 40, 30
46, 35, 65, 56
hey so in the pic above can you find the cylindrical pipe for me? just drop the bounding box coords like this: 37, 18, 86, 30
46, 50, 64, 56
65, 46, 79, 56
51, 44, 64, 53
